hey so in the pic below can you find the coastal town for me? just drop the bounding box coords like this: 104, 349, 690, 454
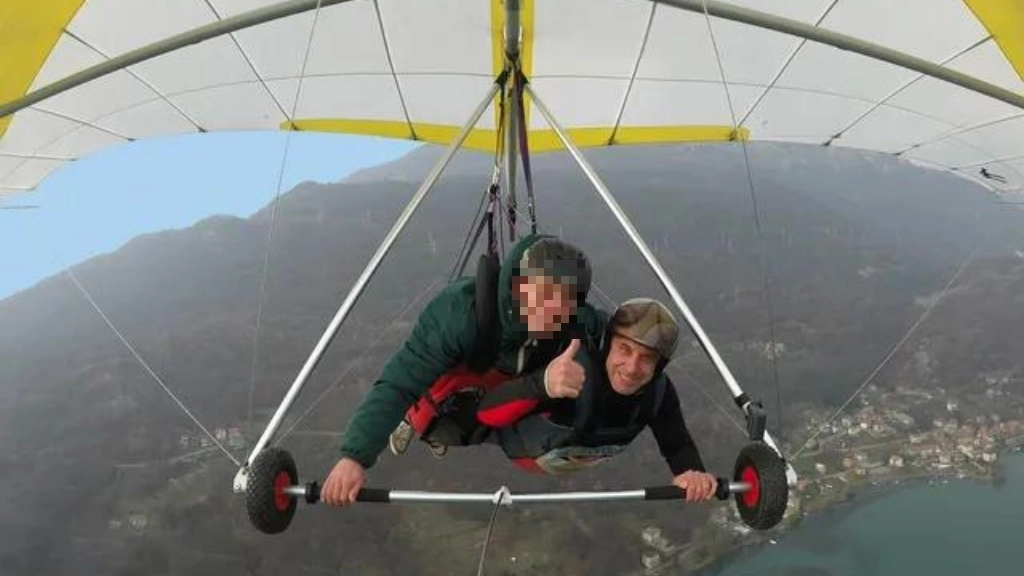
637, 371, 1024, 575
791, 373, 1023, 494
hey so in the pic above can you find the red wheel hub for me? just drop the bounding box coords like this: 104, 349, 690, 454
274, 471, 292, 511
741, 465, 760, 508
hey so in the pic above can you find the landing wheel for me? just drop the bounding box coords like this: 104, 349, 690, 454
246, 447, 299, 534
733, 442, 788, 530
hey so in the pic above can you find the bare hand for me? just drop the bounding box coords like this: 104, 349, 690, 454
544, 339, 585, 398
673, 471, 718, 502
320, 457, 365, 506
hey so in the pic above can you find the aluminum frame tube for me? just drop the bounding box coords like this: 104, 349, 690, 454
0, 0, 358, 120
503, 0, 521, 237
652, 0, 1024, 112
282, 483, 752, 504
508, 484, 749, 503
503, 0, 521, 62
233, 79, 502, 492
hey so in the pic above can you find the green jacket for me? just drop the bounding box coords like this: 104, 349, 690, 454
338, 234, 606, 468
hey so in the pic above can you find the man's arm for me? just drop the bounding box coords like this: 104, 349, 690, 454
477, 337, 589, 427
649, 377, 707, 475
476, 370, 550, 427
338, 284, 475, 469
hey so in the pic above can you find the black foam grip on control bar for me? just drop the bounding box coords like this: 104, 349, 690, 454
644, 485, 685, 500
645, 478, 732, 501
301, 482, 390, 504
356, 488, 391, 503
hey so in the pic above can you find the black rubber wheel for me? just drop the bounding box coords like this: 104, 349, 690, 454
246, 447, 299, 534
733, 442, 788, 530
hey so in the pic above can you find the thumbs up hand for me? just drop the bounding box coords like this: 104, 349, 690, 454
543, 339, 586, 399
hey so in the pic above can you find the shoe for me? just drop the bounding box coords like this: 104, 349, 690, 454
389, 419, 414, 455
428, 442, 448, 458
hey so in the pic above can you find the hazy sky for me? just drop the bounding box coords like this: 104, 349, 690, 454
1, 132, 418, 300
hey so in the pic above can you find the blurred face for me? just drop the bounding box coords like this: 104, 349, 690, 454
515, 275, 576, 338
606, 333, 660, 395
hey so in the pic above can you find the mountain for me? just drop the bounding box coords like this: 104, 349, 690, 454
1, 141, 1023, 575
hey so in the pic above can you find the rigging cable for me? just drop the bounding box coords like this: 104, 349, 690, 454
274, 273, 446, 443
790, 241, 982, 460
450, 80, 509, 279
66, 268, 241, 467
474, 496, 505, 576
698, 0, 786, 440
245, 0, 327, 449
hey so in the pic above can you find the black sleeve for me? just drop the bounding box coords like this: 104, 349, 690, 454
476, 370, 558, 427
650, 377, 706, 475
478, 369, 547, 408
477, 337, 589, 426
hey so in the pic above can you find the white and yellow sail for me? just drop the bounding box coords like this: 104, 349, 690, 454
2, 0, 1023, 194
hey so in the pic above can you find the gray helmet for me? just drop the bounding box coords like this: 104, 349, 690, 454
517, 236, 592, 301
609, 297, 680, 361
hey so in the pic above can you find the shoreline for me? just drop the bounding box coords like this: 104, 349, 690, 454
688, 448, 1021, 576
692, 478, 924, 576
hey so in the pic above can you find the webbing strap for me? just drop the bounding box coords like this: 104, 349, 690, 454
516, 76, 538, 234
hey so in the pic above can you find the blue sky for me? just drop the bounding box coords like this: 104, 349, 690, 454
1, 132, 418, 300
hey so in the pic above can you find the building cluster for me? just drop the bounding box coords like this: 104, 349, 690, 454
807, 403, 1022, 481
802, 402, 916, 453
178, 426, 246, 451
904, 416, 1022, 470
638, 526, 686, 575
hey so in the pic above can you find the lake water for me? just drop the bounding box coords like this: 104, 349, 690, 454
709, 451, 1024, 576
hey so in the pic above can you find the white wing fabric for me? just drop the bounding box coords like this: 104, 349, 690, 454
2, 0, 1022, 194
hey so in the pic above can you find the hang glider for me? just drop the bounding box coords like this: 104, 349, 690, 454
4, 0, 1024, 549
3, 0, 1023, 197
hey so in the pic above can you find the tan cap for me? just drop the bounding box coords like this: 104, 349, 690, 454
610, 297, 680, 359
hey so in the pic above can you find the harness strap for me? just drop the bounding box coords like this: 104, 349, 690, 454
516, 75, 537, 235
